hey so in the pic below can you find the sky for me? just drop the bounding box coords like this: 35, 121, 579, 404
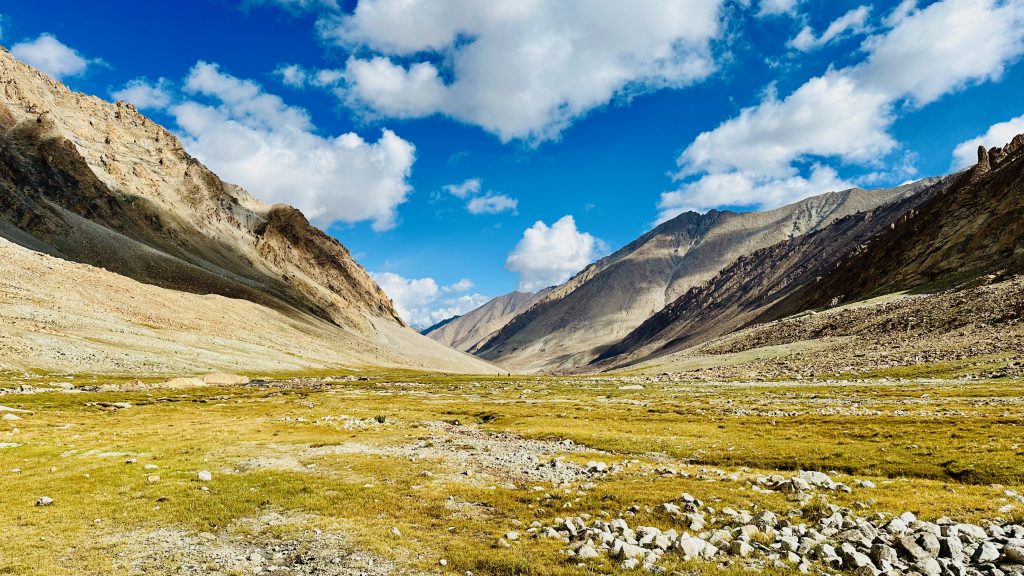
2, 0, 1023, 328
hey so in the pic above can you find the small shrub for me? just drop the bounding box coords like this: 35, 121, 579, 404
374, 414, 386, 424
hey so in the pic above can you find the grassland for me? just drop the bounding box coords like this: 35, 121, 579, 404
0, 371, 1022, 575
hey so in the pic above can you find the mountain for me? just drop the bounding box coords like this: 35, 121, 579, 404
424, 290, 547, 352
473, 183, 931, 372
420, 315, 461, 335
0, 48, 496, 375
597, 134, 1024, 370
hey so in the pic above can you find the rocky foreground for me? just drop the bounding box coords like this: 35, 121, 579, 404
539, 469, 1024, 575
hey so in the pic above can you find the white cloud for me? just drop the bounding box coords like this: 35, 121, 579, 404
111, 78, 173, 110
276, 64, 308, 88
677, 73, 895, 179
759, 0, 802, 16
11, 33, 98, 79
658, 164, 854, 221
442, 178, 482, 199
371, 272, 487, 328
327, 0, 724, 142
789, 5, 872, 52
663, 0, 1024, 220
443, 278, 475, 293
506, 215, 606, 291
441, 177, 518, 215
854, 0, 1024, 106
116, 62, 416, 231
276, 63, 344, 88
951, 113, 1024, 169
467, 194, 518, 215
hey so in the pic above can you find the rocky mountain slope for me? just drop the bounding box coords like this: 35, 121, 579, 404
598, 134, 1024, 371
0, 48, 495, 375
423, 290, 547, 352
473, 183, 930, 372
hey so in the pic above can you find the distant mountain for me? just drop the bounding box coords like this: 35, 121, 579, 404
425, 290, 547, 352
597, 134, 1024, 370
420, 315, 461, 335
0, 48, 496, 375
473, 184, 929, 372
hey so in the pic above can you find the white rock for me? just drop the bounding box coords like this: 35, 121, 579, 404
197, 470, 213, 482
35, 496, 53, 506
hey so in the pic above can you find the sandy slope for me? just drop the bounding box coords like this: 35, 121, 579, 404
0, 237, 497, 375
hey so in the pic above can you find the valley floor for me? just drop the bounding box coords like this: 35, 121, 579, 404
1, 372, 1023, 575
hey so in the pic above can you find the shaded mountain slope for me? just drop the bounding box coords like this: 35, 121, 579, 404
475, 183, 929, 372
0, 47, 495, 375
598, 134, 1024, 370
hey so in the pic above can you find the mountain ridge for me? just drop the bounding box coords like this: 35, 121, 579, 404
0, 47, 495, 375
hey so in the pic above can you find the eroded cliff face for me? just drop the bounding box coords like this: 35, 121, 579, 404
0, 47, 402, 333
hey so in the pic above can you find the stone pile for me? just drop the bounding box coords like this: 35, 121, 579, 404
533, 481, 1024, 575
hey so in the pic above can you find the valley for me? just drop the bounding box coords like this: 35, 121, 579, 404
1, 371, 1023, 575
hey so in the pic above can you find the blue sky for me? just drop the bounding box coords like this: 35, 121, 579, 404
2, 0, 1023, 327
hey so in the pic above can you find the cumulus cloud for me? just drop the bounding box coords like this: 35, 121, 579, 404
441, 177, 518, 215
371, 272, 487, 328
658, 164, 854, 223
789, 5, 872, 52
442, 178, 482, 199
467, 194, 518, 215
11, 33, 99, 79
275, 63, 344, 88
662, 0, 1024, 218
325, 0, 724, 142
951, 113, 1024, 169
113, 63, 416, 231
506, 216, 606, 291
111, 78, 173, 110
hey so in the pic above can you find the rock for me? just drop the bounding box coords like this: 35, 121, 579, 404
198, 532, 216, 541
1004, 545, 1024, 565
390, 527, 401, 538
439, 559, 447, 567
35, 496, 53, 506
620, 558, 640, 570
504, 531, 519, 541
914, 557, 942, 576
898, 534, 934, 562
197, 470, 212, 482
977, 145, 991, 173
972, 541, 1000, 563
614, 541, 647, 560
147, 475, 160, 483
496, 537, 510, 548
729, 540, 753, 557
939, 536, 963, 560
871, 543, 899, 567
677, 536, 707, 559
1, 413, 21, 421
144, 464, 158, 470
577, 544, 600, 560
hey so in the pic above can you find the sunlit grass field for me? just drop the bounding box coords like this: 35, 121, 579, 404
1, 370, 1021, 575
